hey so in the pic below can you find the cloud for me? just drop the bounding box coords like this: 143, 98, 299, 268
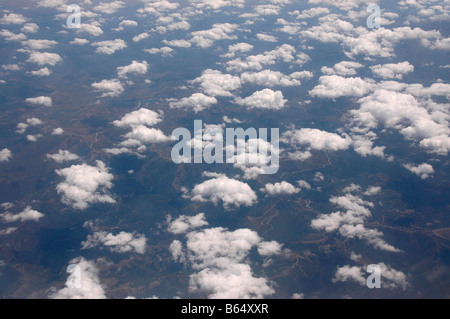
310, 75, 373, 99
82, 231, 147, 254
27, 52, 62, 66
370, 62, 414, 80
70, 38, 89, 45
333, 263, 408, 290
321, 61, 364, 76
163, 39, 192, 48
169, 218, 283, 298
311, 185, 400, 252
56, 161, 115, 210
2, 64, 20, 71
144, 47, 174, 57
47, 150, 80, 164
28, 67, 52, 77
0, 29, 26, 42
241, 70, 305, 87
132, 32, 150, 42
256, 33, 277, 42
236, 89, 287, 110
167, 213, 209, 234
78, 24, 103, 37
92, 79, 124, 97
22, 39, 57, 50
403, 163, 434, 179
187, 173, 257, 209
190, 23, 239, 48
169, 93, 217, 113
283, 128, 352, 152
113, 109, 163, 128
222, 42, 253, 58
52, 128, 64, 135
94, 1, 125, 14
0, 13, 28, 25
21, 23, 39, 34
109, 109, 170, 154
187, 0, 245, 10
261, 181, 301, 196
50, 257, 106, 299
0, 149, 12, 162
25, 96, 52, 107
117, 60, 148, 78
1, 206, 44, 223
92, 39, 127, 55
191, 70, 241, 97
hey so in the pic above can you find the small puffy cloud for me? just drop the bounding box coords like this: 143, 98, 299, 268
191, 69, 241, 97
370, 62, 414, 79
47, 150, 80, 164
94, 1, 125, 14
22, 39, 57, 50
241, 70, 304, 87
321, 61, 364, 76
310, 75, 373, 99
1, 206, 44, 223
70, 38, 89, 45
257, 241, 283, 256
0, 29, 26, 42
256, 33, 277, 42
50, 257, 106, 299
403, 163, 434, 179
56, 161, 115, 210
82, 231, 147, 254
167, 213, 209, 234
187, 174, 257, 209
25, 96, 52, 107
236, 89, 287, 110
27, 52, 62, 66
222, 42, 253, 58
21, 23, 39, 33
92, 79, 124, 97
132, 32, 149, 42
0, 149, 12, 162
261, 181, 300, 196
163, 39, 192, 48
92, 39, 127, 55
52, 128, 64, 135
2, 64, 20, 71
0, 227, 17, 236
78, 24, 103, 37
144, 47, 174, 57
283, 128, 352, 152
113, 108, 163, 128
117, 60, 148, 78
28, 67, 52, 77
119, 20, 138, 27
190, 23, 239, 48
169, 93, 217, 113
0, 13, 28, 25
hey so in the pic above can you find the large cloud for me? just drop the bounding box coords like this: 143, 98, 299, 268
283, 128, 352, 152
310, 75, 373, 99
56, 161, 115, 210
27, 52, 62, 66
191, 70, 241, 97
117, 60, 148, 78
